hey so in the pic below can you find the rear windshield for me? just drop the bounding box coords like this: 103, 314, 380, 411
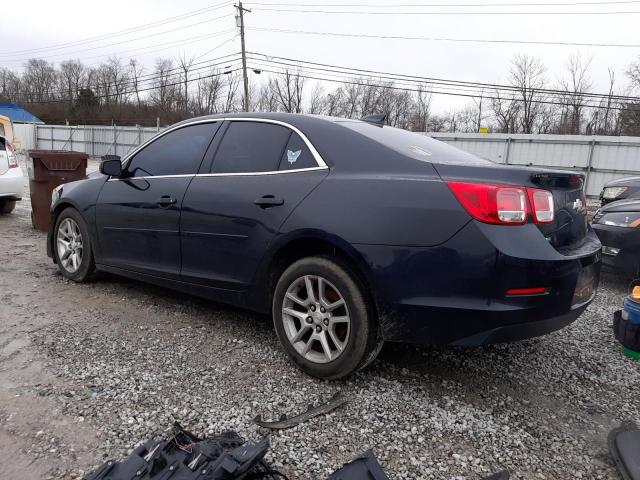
340, 121, 493, 165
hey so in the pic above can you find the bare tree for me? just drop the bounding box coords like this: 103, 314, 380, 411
0, 67, 21, 101
270, 70, 305, 113
59, 60, 86, 104
509, 54, 547, 133
178, 54, 195, 113
307, 82, 326, 114
105, 57, 130, 106
409, 85, 431, 131
193, 68, 224, 115
557, 52, 593, 134
222, 72, 240, 112
22, 59, 58, 102
491, 89, 520, 133
128, 59, 144, 108
150, 58, 180, 114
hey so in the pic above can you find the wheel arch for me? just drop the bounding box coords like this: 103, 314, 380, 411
249, 230, 379, 317
48, 201, 96, 260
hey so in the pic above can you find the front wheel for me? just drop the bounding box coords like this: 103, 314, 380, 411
53, 208, 96, 282
272, 255, 381, 379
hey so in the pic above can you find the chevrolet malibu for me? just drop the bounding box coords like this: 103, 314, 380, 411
47, 113, 602, 379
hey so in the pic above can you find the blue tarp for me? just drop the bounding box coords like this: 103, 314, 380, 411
0, 103, 43, 124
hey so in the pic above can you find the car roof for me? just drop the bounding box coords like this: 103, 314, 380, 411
172, 112, 347, 130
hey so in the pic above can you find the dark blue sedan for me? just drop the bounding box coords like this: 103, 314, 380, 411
47, 113, 602, 379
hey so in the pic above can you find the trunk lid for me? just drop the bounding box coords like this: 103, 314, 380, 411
434, 162, 588, 253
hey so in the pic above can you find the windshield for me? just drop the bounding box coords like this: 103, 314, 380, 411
340, 121, 493, 165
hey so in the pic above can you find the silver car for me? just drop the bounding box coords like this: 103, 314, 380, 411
0, 134, 23, 214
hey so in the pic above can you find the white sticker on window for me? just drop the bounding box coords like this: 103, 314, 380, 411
287, 149, 302, 164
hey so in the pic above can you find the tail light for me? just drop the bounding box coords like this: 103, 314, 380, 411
528, 189, 554, 223
447, 181, 555, 226
6, 142, 18, 168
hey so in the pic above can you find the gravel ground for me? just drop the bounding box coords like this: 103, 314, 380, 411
0, 157, 638, 480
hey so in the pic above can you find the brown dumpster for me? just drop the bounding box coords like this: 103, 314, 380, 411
27, 150, 88, 231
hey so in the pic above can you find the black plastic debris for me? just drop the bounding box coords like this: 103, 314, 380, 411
609, 420, 640, 480
328, 450, 390, 479
84, 423, 283, 480
254, 392, 347, 430
328, 450, 510, 480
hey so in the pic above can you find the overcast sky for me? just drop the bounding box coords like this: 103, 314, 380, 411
2, 0, 640, 113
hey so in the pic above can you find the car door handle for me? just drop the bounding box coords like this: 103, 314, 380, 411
157, 195, 177, 207
254, 195, 284, 209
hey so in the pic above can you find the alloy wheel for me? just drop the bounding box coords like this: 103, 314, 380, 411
282, 275, 351, 364
56, 218, 84, 273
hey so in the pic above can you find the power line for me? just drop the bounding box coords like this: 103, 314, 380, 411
1, 1, 233, 57
247, 52, 640, 102
248, 64, 640, 113
248, 26, 640, 49
0, 14, 235, 62
248, 0, 640, 5
1, 31, 238, 68
251, 6, 640, 14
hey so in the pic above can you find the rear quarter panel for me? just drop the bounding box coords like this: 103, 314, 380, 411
281, 168, 470, 247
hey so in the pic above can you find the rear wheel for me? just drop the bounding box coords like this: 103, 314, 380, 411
0, 199, 16, 214
272, 255, 381, 379
53, 208, 96, 282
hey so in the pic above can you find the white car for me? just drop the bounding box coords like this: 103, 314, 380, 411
0, 135, 23, 214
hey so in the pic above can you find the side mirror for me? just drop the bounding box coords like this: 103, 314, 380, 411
100, 158, 122, 177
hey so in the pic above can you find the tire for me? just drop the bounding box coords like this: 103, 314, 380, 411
53, 207, 96, 282
272, 255, 381, 379
0, 199, 15, 214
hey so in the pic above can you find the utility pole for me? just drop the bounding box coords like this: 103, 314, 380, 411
235, 2, 251, 112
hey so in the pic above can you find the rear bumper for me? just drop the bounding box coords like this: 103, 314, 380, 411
356, 220, 601, 346
592, 223, 640, 276
0, 167, 24, 199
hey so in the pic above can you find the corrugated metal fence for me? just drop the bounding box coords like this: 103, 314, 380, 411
25, 124, 163, 160
427, 132, 640, 197
10, 124, 640, 197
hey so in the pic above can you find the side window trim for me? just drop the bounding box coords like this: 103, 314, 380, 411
199, 120, 230, 175
112, 117, 327, 181
122, 120, 219, 179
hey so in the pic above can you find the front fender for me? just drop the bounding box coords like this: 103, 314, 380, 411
46, 176, 106, 260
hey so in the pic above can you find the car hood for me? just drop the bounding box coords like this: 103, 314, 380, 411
599, 198, 640, 213
604, 176, 640, 188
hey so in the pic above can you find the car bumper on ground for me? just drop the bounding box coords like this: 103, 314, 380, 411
592, 223, 640, 276
356, 220, 602, 346
0, 166, 24, 200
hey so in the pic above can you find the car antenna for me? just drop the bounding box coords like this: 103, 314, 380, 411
360, 114, 386, 127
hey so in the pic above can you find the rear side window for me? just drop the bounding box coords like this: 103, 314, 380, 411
341, 121, 493, 165
0, 125, 5, 137
126, 123, 216, 177
278, 132, 316, 171
211, 122, 290, 174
